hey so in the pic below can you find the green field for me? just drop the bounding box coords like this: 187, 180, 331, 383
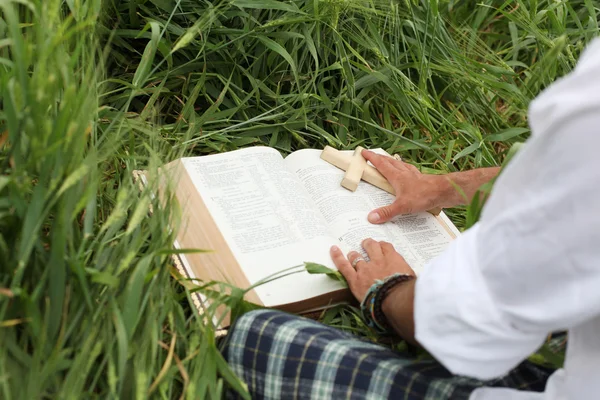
1, 0, 597, 398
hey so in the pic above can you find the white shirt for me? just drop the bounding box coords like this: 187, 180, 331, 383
414, 38, 600, 400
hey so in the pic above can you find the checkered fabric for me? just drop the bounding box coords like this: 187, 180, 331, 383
221, 310, 553, 399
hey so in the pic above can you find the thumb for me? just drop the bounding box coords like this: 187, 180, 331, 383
368, 201, 407, 224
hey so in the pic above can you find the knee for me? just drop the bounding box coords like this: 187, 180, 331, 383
222, 309, 290, 359
230, 309, 288, 332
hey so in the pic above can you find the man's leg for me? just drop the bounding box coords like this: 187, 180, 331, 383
220, 310, 553, 399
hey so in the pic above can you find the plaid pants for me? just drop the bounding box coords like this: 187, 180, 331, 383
221, 310, 553, 399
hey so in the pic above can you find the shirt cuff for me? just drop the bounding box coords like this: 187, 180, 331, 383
414, 224, 546, 380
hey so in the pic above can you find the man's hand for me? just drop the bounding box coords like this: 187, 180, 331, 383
330, 240, 418, 342
329, 239, 415, 302
362, 149, 501, 224
362, 150, 447, 224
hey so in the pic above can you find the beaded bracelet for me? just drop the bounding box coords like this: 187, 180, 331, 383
360, 273, 416, 334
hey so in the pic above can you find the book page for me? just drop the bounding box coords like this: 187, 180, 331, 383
181, 147, 343, 307
284, 149, 455, 274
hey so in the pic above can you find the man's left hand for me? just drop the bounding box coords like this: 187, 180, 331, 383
330, 239, 415, 303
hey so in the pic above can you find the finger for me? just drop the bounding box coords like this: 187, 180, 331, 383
330, 246, 355, 281
388, 156, 410, 171
362, 150, 400, 178
368, 200, 408, 224
404, 163, 419, 173
380, 241, 396, 256
361, 238, 383, 261
347, 251, 367, 270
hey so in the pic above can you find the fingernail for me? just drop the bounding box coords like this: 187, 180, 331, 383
368, 212, 380, 223
331, 245, 340, 252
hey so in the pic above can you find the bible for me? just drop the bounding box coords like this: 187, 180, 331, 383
143, 147, 459, 323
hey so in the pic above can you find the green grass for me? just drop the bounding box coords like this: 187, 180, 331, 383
0, 0, 597, 398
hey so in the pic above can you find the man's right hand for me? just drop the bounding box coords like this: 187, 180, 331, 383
362, 149, 501, 224
362, 150, 449, 224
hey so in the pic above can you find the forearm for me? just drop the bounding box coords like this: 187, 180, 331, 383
437, 167, 500, 208
381, 279, 418, 345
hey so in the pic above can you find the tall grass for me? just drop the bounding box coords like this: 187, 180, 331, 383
0, 0, 597, 398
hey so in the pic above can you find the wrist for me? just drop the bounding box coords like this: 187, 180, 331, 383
360, 274, 415, 334
426, 174, 458, 209
436, 168, 501, 208
381, 278, 418, 343
381, 278, 416, 317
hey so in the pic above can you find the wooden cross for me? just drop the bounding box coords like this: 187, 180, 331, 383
320, 146, 441, 215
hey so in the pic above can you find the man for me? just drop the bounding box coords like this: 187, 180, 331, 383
221, 39, 600, 399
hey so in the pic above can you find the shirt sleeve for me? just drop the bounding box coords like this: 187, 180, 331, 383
414, 39, 600, 380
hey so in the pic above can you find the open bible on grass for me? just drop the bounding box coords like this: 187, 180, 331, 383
144, 147, 460, 321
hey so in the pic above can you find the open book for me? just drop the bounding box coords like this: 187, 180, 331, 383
152, 147, 459, 319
